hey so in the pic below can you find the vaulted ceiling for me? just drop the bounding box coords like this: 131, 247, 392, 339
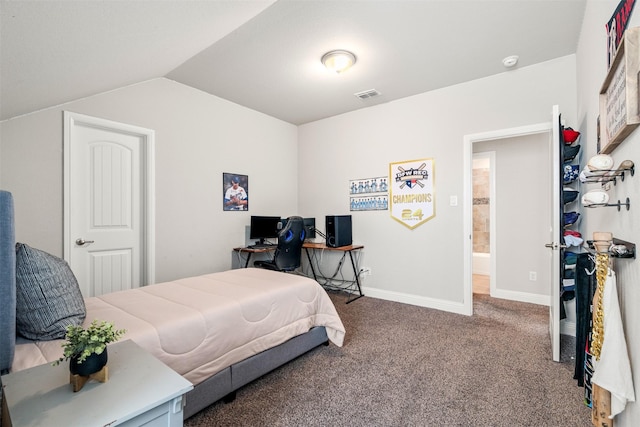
1, 0, 587, 125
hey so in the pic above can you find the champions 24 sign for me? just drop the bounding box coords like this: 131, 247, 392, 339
389, 158, 435, 229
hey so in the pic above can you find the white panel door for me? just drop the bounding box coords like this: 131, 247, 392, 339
64, 112, 154, 297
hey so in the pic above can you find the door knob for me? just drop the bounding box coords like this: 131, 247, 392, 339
544, 242, 566, 250
75, 238, 95, 246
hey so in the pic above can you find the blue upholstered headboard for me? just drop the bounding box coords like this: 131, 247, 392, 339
0, 190, 16, 374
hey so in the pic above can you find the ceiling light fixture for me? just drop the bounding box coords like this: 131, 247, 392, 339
502, 55, 519, 68
322, 50, 356, 73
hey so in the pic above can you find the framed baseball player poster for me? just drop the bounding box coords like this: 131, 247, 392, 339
389, 158, 435, 229
223, 172, 249, 211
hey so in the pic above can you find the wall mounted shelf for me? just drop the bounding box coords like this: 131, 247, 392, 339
587, 237, 636, 259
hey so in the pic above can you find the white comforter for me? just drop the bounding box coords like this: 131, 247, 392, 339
12, 268, 345, 384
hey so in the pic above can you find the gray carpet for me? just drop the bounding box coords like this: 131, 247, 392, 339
185, 292, 591, 426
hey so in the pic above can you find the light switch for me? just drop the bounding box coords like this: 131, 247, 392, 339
449, 195, 458, 206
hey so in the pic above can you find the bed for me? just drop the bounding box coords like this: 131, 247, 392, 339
0, 190, 345, 419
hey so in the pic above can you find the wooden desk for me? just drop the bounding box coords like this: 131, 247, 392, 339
233, 242, 365, 303
302, 242, 365, 304
233, 246, 276, 268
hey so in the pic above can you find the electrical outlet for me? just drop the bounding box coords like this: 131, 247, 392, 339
360, 267, 372, 276
529, 271, 537, 281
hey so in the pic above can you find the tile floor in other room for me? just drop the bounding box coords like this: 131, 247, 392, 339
473, 274, 489, 295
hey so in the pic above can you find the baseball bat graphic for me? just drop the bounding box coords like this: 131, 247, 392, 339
398, 166, 408, 188
415, 163, 427, 187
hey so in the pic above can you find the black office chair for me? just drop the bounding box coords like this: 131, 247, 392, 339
254, 216, 305, 272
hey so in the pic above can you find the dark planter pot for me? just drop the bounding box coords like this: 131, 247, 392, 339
69, 349, 108, 376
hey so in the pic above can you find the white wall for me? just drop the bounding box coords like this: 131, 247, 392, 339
576, 2, 640, 425
0, 78, 298, 282
298, 56, 576, 309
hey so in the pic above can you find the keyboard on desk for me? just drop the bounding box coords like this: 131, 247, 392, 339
246, 243, 276, 249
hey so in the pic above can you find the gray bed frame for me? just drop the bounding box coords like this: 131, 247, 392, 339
0, 190, 329, 419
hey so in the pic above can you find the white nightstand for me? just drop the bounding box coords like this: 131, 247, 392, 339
1, 340, 193, 427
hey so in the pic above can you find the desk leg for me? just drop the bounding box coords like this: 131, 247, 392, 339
244, 253, 252, 268
347, 250, 364, 303
305, 248, 318, 281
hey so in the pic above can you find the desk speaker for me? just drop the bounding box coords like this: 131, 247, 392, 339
326, 215, 352, 248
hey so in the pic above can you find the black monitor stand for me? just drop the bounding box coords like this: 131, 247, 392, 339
251, 238, 274, 248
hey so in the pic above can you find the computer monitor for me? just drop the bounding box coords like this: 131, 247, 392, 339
249, 216, 281, 245
280, 217, 316, 240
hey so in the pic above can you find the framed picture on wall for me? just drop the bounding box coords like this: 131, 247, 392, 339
598, 27, 640, 154
349, 176, 388, 195
349, 175, 389, 211
350, 195, 388, 211
389, 158, 435, 229
222, 172, 249, 211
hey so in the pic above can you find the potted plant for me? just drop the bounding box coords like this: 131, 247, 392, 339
54, 320, 126, 376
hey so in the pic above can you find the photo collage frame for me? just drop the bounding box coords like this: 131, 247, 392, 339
349, 176, 389, 211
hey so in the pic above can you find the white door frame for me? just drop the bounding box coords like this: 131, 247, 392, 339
463, 122, 551, 315
63, 111, 156, 287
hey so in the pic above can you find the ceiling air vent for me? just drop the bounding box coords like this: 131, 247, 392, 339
354, 89, 381, 100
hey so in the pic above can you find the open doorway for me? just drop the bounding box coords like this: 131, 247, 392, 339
463, 123, 553, 316
472, 152, 494, 296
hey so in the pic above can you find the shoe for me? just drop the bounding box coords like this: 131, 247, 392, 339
582, 189, 609, 206
563, 164, 580, 183
563, 190, 579, 204
564, 234, 584, 247
580, 165, 609, 183
616, 159, 634, 171
564, 251, 578, 265
564, 144, 581, 161
563, 211, 580, 226
562, 289, 576, 301
563, 128, 580, 143
563, 279, 576, 292
564, 229, 582, 238
587, 154, 614, 171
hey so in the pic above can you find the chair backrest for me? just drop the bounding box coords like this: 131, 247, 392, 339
273, 216, 305, 271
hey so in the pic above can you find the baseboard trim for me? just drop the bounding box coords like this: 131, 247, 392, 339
490, 288, 549, 306
361, 285, 549, 317
361, 286, 470, 315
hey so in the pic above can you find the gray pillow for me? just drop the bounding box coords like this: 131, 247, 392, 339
15, 243, 86, 340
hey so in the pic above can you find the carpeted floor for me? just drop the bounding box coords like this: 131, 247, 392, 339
185, 292, 591, 426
